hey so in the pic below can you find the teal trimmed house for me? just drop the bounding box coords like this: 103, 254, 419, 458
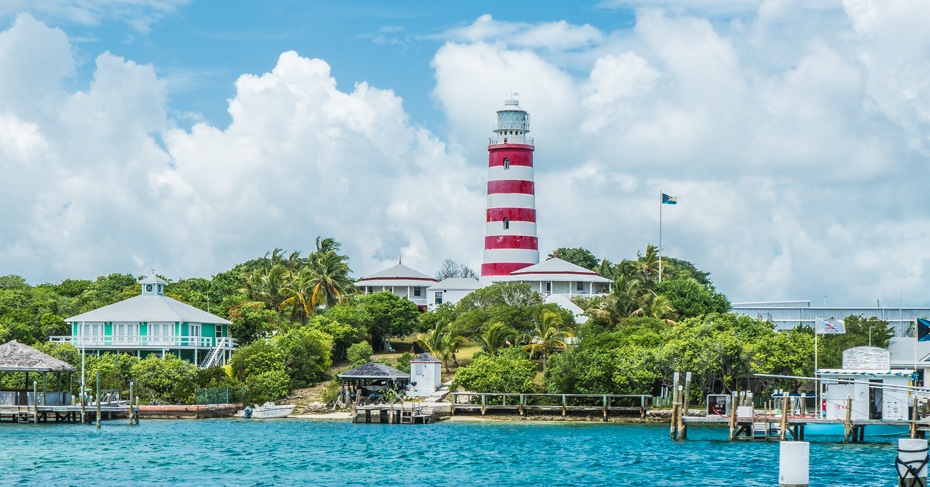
51, 274, 236, 368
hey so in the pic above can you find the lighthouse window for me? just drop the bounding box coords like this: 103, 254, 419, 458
503, 217, 510, 230
503, 158, 510, 169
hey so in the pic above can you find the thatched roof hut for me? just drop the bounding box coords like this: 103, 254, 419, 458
338, 362, 410, 381
0, 340, 76, 372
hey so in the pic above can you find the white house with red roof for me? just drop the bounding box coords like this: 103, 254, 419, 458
494, 257, 611, 296
355, 263, 437, 309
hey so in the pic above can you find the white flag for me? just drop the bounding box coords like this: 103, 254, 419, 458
815, 317, 845, 334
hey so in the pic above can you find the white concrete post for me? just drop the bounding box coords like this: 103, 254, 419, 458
897, 438, 928, 487
779, 441, 809, 487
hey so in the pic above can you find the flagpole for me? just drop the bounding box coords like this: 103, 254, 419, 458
658, 189, 662, 283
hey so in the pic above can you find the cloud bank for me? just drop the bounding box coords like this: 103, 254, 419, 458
2, 3, 930, 306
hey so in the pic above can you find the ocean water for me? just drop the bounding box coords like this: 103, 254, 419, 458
0, 419, 904, 486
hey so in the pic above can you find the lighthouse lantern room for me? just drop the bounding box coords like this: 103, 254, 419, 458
481, 98, 539, 278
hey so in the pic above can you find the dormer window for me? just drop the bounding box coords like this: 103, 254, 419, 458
503, 158, 510, 169
503, 217, 510, 230
145, 284, 154, 293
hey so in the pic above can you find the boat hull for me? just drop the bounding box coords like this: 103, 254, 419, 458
237, 405, 296, 419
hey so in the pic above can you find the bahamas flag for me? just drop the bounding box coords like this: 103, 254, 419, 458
662, 193, 677, 205
918, 318, 930, 342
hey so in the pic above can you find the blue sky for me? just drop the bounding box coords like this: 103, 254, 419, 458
1, 1, 930, 306
35, 1, 637, 132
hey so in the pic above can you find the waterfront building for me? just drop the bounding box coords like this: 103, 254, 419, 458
355, 263, 437, 310
0, 340, 76, 407
888, 337, 930, 383
482, 98, 539, 278
731, 300, 930, 336
51, 273, 236, 368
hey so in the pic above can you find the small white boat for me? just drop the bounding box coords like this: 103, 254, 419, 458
237, 402, 297, 419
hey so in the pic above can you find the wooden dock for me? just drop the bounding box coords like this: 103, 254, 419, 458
352, 402, 440, 424
449, 393, 652, 420
0, 404, 138, 423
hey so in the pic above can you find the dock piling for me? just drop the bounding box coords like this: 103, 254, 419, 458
129, 383, 134, 426
678, 372, 691, 440
32, 381, 38, 423
896, 438, 928, 487
96, 370, 101, 430
843, 395, 852, 443
729, 392, 737, 441
669, 372, 680, 440
779, 441, 809, 487
780, 394, 789, 441
912, 396, 920, 440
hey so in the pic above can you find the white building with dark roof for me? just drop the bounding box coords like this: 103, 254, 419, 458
355, 263, 438, 310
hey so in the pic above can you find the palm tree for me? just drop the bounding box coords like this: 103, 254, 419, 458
240, 264, 288, 312
637, 294, 678, 324
280, 268, 316, 325
305, 249, 354, 310
417, 322, 468, 373
471, 322, 516, 356
523, 309, 572, 371
633, 245, 662, 282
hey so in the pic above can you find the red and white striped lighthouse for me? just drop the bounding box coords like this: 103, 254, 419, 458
481, 98, 539, 278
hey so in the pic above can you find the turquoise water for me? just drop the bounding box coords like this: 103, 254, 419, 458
0, 419, 903, 485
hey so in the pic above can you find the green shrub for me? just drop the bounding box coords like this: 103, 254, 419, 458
451, 347, 536, 394
396, 351, 413, 374
346, 341, 373, 366
245, 369, 290, 404
131, 354, 199, 404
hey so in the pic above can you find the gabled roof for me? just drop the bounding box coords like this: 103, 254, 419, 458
426, 278, 486, 292
411, 353, 441, 363
0, 341, 76, 372
355, 263, 437, 288
498, 258, 610, 283
65, 294, 231, 324
338, 362, 410, 380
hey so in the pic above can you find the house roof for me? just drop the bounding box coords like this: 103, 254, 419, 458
544, 294, 588, 324
426, 278, 486, 292
411, 353, 441, 363
355, 264, 437, 288
338, 362, 410, 380
140, 274, 167, 285
65, 294, 232, 325
0, 341, 77, 372
497, 258, 610, 283
888, 337, 930, 364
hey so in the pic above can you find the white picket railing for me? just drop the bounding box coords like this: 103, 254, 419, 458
49, 335, 237, 349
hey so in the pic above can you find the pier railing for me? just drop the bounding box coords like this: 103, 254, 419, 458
450, 393, 652, 418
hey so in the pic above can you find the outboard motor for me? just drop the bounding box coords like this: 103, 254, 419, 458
243, 406, 252, 418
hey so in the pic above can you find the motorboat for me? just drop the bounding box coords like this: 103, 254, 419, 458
237, 402, 297, 419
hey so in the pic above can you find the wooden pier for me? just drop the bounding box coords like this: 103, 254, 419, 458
449, 393, 652, 420
352, 402, 441, 424
0, 403, 140, 424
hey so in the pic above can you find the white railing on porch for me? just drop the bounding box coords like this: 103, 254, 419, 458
49, 335, 238, 349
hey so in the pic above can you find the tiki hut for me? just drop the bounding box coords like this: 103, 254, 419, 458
0, 340, 76, 406
337, 362, 410, 405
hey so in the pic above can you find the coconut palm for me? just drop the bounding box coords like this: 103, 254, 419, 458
417, 321, 468, 373
240, 264, 288, 312
471, 322, 517, 356
523, 309, 572, 371
305, 249, 354, 310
